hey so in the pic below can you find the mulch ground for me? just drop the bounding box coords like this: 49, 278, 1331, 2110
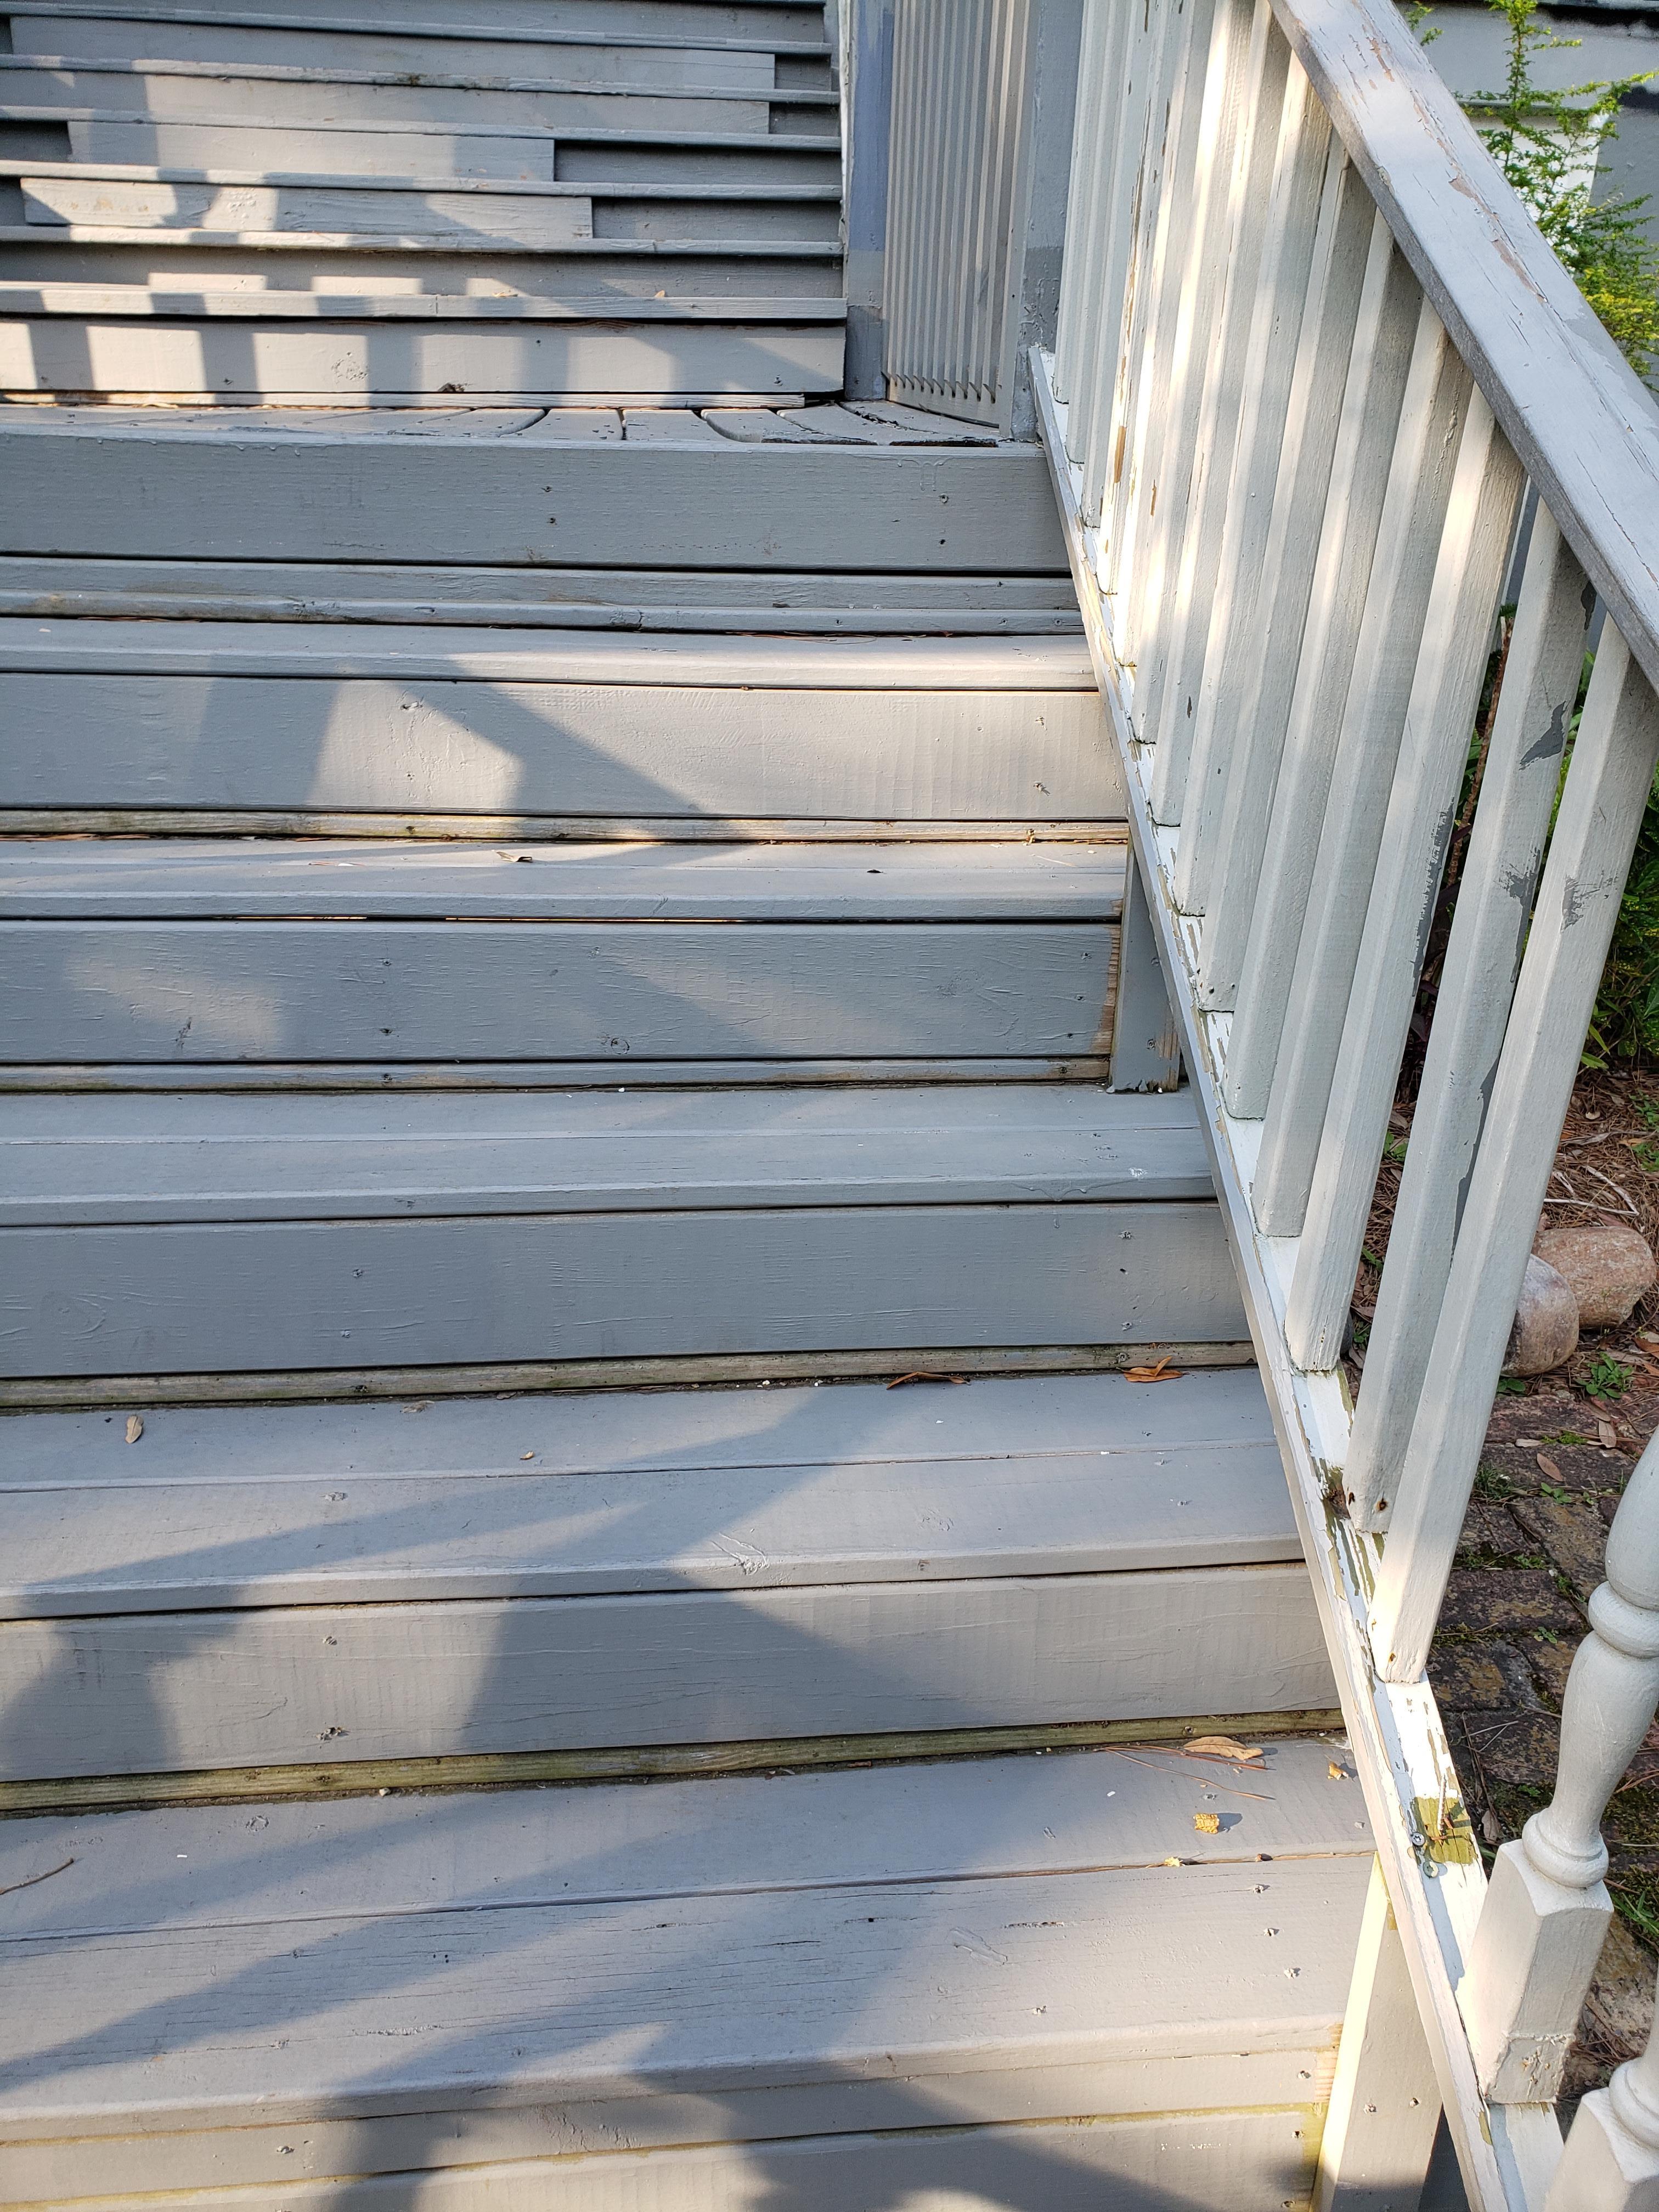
1348, 1067, 1659, 2110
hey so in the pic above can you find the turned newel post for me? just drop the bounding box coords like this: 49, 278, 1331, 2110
1462, 1437, 1659, 2104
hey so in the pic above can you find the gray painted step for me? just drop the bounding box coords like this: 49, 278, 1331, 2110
1, 58, 830, 136
0, 287, 847, 399
0, 1746, 1370, 2203
0, 1086, 1245, 1379
0, 1079, 1195, 1223
0, 625, 1110, 822
9, 167, 844, 244
0, 1368, 1295, 1613
0, 237, 845, 296
8, 18, 815, 86
40, 112, 845, 184
0, 837, 1124, 918
0, 552, 1082, 636
0, 435, 1069, 571
5, 0, 834, 47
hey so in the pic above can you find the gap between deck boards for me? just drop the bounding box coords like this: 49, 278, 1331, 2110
0, 1341, 1259, 1409
0, 1709, 1347, 1817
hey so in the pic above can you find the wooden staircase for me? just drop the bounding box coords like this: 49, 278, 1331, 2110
0, 4, 1395, 2205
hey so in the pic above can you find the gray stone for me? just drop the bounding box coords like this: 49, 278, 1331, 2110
1504, 1253, 1581, 1376
1534, 1224, 1657, 1330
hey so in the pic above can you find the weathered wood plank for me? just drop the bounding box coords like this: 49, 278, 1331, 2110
7, 0, 831, 43
0, 1199, 1245, 1376
3, 58, 780, 136
0, 1082, 1199, 1226
0, 441, 1070, 569
0, 1363, 1275, 1488
0, 1852, 1364, 2137
0, 917, 1116, 1062
0, 312, 846, 398
4, 1441, 1297, 1610
0, 838, 1125, 918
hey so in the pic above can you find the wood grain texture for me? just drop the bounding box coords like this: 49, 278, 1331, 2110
0, 2114, 1348, 2212
0, 1559, 1336, 1775
0, 1364, 1276, 1486
1, 1084, 1204, 1224
0, 1198, 1245, 1376
0, 838, 1125, 918
0, 312, 846, 397
0, 917, 1116, 1061
1, 1363, 1294, 1609
0, 442, 1071, 569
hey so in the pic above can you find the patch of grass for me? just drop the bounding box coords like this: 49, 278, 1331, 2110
1543, 1429, 1592, 1446
1475, 1462, 1517, 1498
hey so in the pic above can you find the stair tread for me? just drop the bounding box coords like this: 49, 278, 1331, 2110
0, 617, 1092, 680
0, 103, 836, 145
7, 11, 836, 64
1, 1083, 1210, 1224
0, 837, 1125, 918
2, 52, 837, 100
0, 1368, 1288, 1611
3, 161, 842, 198
0, 1743, 1372, 2138
0, 279, 847, 316
1, 226, 845, 252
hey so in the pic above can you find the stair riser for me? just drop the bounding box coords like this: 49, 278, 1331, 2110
0, 1564, 1333, 1778
2, 1199, 1244, 1379
0, 442, 1069, 568
22, 77, 821, 139
13, 181, 843, 241
0, 678, 1110, 819
0, 315, 845, 398
22, 0, 836, 40
2, 920, 1113, 1062
1, 2110, 1327, 2212
67, 121, 844, 184
10, 21, 808, 89
0, 245, 844, 295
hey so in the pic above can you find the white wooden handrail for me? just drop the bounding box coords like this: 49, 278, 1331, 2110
1012, 0, 1659, 2197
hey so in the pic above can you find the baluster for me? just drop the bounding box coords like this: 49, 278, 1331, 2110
1052, 0, 1111, 409
1345, 509, 1590, 1525
1115, 0, 1254, 712
1097, 0, 1221, 614
1218, 221, 1418, 1118
1466, 1438, 1659, 2107
1549, 2006, 1659, 2207
1249, 297, 1470, 1235
1170, 45, 1331, 919
1131, 0, 1260, 784
1150, 2, 1293, 837
1370, 631, 1659, 1683
1284, 390, 1524, 1369
1068, 0, 1149, 498
1197, 148, 1373, 1012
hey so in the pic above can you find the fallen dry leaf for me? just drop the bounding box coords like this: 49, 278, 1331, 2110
1328, 1762, 1347, 1782
1160, 1856, 1183, 1866
886, 1371, 967, 1389
125, 1415, 143, 1444
520, 1452, 535, 1461
1126, 1355, 1183, 1384
1193, 1812, 1221, 1835
1183, 1735, 1265, 1765
1599, 1419, 1619, 1449
1537, 1453, 1563, 1480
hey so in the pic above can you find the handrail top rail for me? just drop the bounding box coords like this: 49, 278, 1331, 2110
1268, 0, 1659, 692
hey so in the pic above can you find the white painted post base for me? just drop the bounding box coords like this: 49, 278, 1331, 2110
1317, 1859, 1443, 2211
1461, 1839, 1612, 2101
1547, 2089, 1659, 2212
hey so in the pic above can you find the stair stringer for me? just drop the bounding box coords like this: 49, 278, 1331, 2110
1033, 347, 1562, 2212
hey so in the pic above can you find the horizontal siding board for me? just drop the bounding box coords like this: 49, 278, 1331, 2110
0, 1199, 1246, 1375
0, 443, 1071, 569
0, 1562, 1335, 1771
0, 918, 1116, 1060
